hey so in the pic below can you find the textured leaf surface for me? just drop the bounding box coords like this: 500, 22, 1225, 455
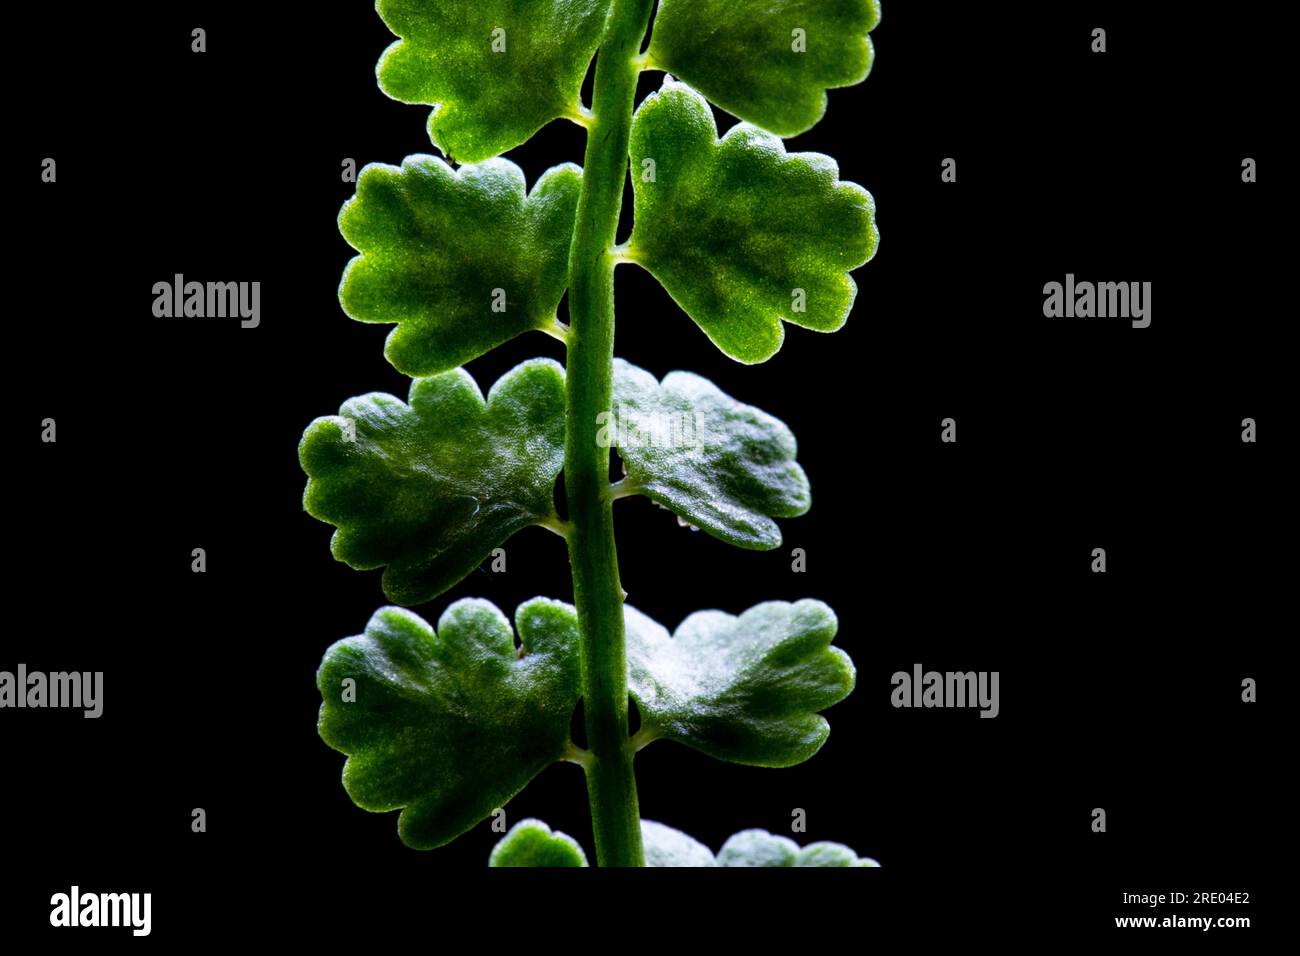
642, 820, 717, 867
626, 599, 854, 766
640, 822, 880, 867
648, 0, 881, 136
489, 819, 589, 867
375, 0, 607, 163
629, 78, 877, 363
300, 359, 566, 605
717, 828, 881, 866
610, 360, 809, 549
339, 156, 581, 376
317, 599, 582, 850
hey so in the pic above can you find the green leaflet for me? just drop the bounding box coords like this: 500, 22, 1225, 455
628, 77, 878, 364
626, 600, 854, 767
641, 820, 717, 867
716, 828, 881, 867
648, 1, 881, 137
489, 819, 589, 867
375, 0, 607, 163
299, 359, 567, 606
338, 156, 581, 377
610, 359, 809, 549
317, 599, 582, 851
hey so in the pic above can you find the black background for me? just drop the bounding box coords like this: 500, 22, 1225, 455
8, 0, 1282, 943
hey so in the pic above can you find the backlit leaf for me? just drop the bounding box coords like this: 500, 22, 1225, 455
628, 78, 877, 363
375, 0, 607, 163
648, 0, 882, 136
339, 156, 581, 376
489, 819, 589, 866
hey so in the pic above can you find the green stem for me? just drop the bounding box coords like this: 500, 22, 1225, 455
564, 0, 655, 867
